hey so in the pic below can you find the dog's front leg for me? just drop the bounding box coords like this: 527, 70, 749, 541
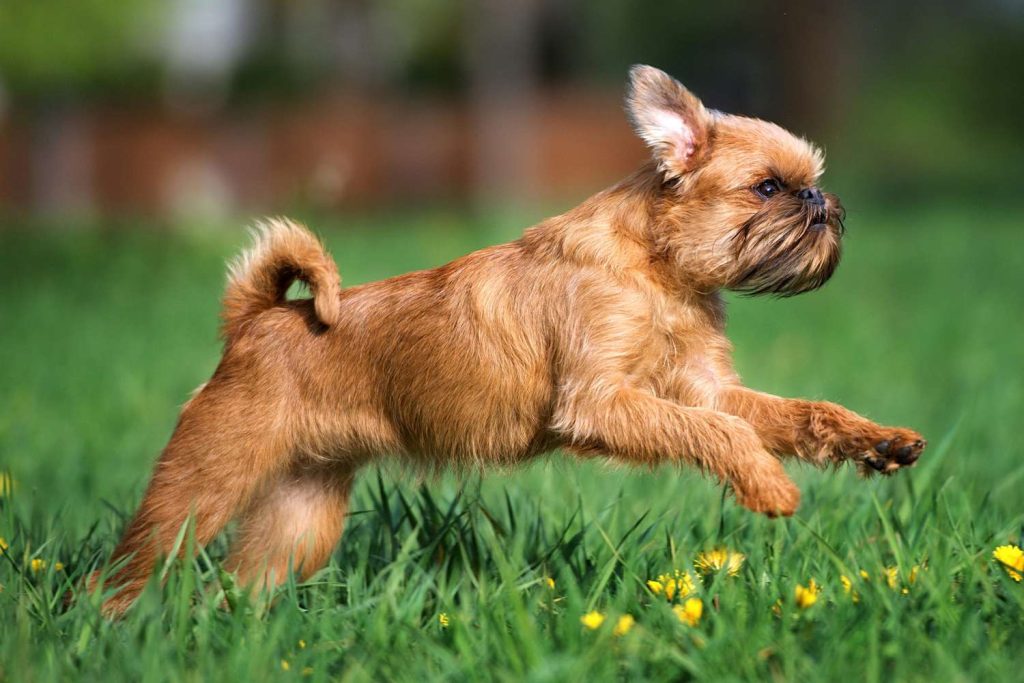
556, 386, 800, 516
716, 387, 926, 475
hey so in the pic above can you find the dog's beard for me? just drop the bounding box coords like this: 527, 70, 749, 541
728, 200, 844, 297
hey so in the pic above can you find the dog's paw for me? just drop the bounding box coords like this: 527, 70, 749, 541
853, 428, 926, 476
735, 475, 801, 518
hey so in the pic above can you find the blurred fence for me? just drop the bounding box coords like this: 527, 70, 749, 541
1, 0, 1022, 220
0, 88, 644, 216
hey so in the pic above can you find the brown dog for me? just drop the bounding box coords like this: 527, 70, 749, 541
97, 65, 925, 615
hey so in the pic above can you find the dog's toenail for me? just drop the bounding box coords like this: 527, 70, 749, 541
913, 440, 924, 448
874, 440, 890, 454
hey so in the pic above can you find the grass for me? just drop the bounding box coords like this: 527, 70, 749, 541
1, 202, 1022, 681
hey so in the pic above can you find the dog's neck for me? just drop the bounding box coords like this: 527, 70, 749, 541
522, 163, 717, 305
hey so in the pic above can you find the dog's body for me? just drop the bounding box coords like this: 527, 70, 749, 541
98, 66, 925, 615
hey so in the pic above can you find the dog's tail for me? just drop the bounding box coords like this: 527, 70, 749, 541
221, 218, 342, 340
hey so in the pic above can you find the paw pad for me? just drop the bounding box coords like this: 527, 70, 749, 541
858, 434, 926, 475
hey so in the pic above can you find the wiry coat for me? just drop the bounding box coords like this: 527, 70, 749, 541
96, 66, 925, 616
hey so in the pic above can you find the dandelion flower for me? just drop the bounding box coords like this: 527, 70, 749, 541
281, 660, 290, 671
30, 558, 46, 574
694, 549, 745, 577
674, 598, 703, 627
993, 544, 1024, 582
298, 639, 306, 649
545, 577, 555, 589
54, 561, 64, 572
581, 611, 606, 630
613, 614, 635, 636
0, 537, 7, 551
438, 613, 450, 628
647, 570, 695, 601
859, 570, 870, 581
994, 545, 1024, 569
883, 567, 899, 590
840, 575, 860, 603
794, 579, 819, 609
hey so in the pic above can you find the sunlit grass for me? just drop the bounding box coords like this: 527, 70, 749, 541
1, 203, 1022, 681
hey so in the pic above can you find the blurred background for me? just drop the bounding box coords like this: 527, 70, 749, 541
0, 1, 1022, 528
3, 7, 1024, 677
1, 0, 1023, 220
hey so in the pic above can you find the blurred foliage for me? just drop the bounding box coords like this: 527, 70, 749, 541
838, 9, 1024, 198
0, 0, 160, 100
0, 0, 1021, 195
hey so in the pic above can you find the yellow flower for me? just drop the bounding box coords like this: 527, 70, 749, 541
545, 577, 555, 589
994, 544, 1024, 569
908, 565, 920, 585
647, 570, 695, 601
883, 567, 899, 590
694, 549, 745, 577
613, 614, 635, 636
28, 558, 63, 574
298, 639, 306, 649
674, 598, 703, 627
859, 570, 870, 581
840, 574, 860, 603
438, 613, 450, 628
0, 472, 13, 497
281, 660, 290, 671
794, 579, 819, 609
580, 611, 606, 630
0, 537, 8, 551
994, 544, 1024, 582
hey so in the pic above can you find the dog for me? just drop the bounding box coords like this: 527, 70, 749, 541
96, 65, 925, 615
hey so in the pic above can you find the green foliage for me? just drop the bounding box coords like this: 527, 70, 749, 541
1, 205, 1022, 681
0, 0, 158, 97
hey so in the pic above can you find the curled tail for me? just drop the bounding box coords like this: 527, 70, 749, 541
221, 218, 342, 340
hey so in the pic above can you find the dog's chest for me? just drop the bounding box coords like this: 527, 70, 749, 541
644, 302, 735, 407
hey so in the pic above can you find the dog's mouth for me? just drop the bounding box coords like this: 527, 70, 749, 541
728, 198, 845, 297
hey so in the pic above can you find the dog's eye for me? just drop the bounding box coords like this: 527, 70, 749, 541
753, 179, 782, 199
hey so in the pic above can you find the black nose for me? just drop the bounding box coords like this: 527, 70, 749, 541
798, 187, 825, 206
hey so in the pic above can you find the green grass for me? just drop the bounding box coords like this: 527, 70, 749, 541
1, 203, 1022, 681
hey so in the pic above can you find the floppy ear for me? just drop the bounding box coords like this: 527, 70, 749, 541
626, 65, 712, 178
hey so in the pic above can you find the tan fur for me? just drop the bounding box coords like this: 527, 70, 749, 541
95, 66, 925, 616
221, 218, 342, 339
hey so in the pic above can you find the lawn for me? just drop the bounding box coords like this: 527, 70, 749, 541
1, 202, 1022, 681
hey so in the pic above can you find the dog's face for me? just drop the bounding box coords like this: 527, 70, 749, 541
626, 65, 845, 296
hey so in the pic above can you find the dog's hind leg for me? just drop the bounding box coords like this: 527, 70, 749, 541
222, 464, 354, 598
96, 373, 293, 617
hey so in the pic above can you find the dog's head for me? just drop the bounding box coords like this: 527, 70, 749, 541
626, 65, 844, 296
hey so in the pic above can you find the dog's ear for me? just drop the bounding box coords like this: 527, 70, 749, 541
626, 65, 712, 178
